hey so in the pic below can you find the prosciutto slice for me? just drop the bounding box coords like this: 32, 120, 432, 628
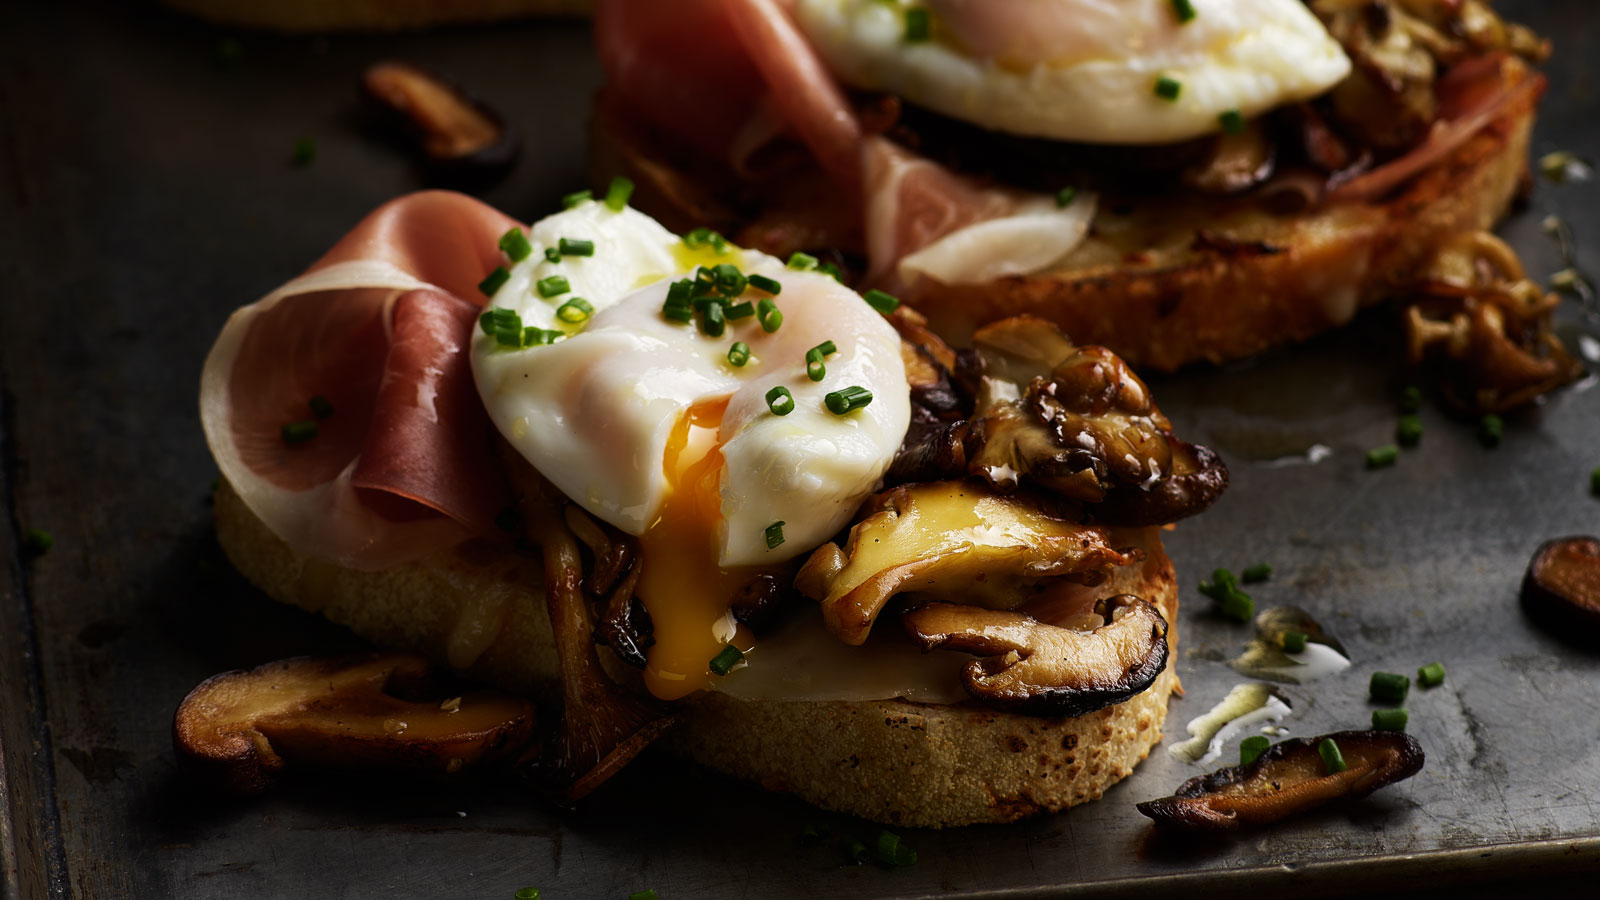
200, 191, 519, 570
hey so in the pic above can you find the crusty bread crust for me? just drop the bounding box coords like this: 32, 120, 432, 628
162, 0, 590, 32
215, 479, 1177, 826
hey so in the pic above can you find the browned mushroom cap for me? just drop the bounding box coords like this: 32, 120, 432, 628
363, 61, 518, 186
1137, 730, 1425, 831
1095, 440, 1230, 528
1522, 536, 1600, 640
797, 482, 1140, 646
901, 595, 1168, 717
172, 653, 535, 795
1182, 122, 1276, 195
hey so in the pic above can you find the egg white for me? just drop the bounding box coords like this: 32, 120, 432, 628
794, 0, 1352, 145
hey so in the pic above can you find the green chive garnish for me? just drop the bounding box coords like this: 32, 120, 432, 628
558, 237, 594, 257
22, 528, 53, 556
728, 341, 751, 367
764, 521, 786, 550
1400, 384, 1422, 413
522, 327, 562, 346
863, 289, 899, 314
1590, 466, 1600, 496
787, 251, 819, 270
1370, 671, 1410, 704
663, 279, 694, 323
536, 274, 570, 298
1242, 562, 1272, 583
309, 395, 334, 419
699, 300, 726, 337
498, 228, 533, 262
841, 837, 871, 865
817, 261, 843, 282
1417, 662, 1446, 687
875, 830, 918, 867
1281, 630, 1308, 653
281, 420, 318, 444
806, 352, 826, 382
291, 137, 316, 167
562, 189, 593, 209
480, 306, 521, 341
824, 386, 873, 415
544, 247, 561, 263
1366, 444, 1399, 469
723, 300, 754, 320
556, 297, 593, 323
513, 889, 540, 900
711, 262, 747, 297
904, 7, 931, 42
1219, 589, 1254, 623
811, 340, 838, 357
1154, 75, 1182, 101
758, 297, 783, 333
604, 176, 634, 211
766, 385, 794, 416
1239, 735, 1270, 767
1056, 186, 1078, 208
478, 266, 511, 297
1171, 0, 1197, 24
708, 645, 745, 676
627, 891, 658, 900
748, 273, 782, 295
1218, 109, 1246, 135
1396, 414, 1423, 447
683, 227, 728, 253
1478, 414, 1504, 446
1318, 738, 1347, 774
1372, 708, 1409, 731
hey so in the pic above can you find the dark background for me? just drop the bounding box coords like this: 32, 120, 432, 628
3, 1, 1598, 897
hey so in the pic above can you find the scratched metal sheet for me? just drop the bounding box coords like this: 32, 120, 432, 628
2, 1, 1599, 898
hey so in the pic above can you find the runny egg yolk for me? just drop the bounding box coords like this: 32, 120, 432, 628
636, 397, 771, 700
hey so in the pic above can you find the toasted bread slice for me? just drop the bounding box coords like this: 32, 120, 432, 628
162, 0, 590, 31
214, 479, 1180, 827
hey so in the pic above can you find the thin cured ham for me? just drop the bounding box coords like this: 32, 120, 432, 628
200, 191, 519, 570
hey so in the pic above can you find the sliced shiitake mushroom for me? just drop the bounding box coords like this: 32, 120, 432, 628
797, 482, 1140, 646
363, 61, 518, 187
1521, 536, 1600, 640
172, 653, 534, 795
1137, 730, 1425, 831
1182, 122, 1276, 194
902, 595, 1168, 717
1095, 440, 1230, 528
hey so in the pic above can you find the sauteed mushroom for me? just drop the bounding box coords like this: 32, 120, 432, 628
1138, 730, 1425, 831
1183, 122, 1276, 194
172, 654, 534, 794
797, 482, 1139, 646
901, 595, 1168, 717
363, 61, 518, 186
563, 505, 654, 669
1521, 536, 1600, 640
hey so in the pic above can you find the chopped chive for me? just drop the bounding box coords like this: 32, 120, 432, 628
1218, 588, 1254, 624
1281, 630, 1308, 653
817, 261, 843, 282
683, 227, 728, 253
281, 420, 318, 444
798, 824, 830, 846
1318, 738, 1347, 774
562, 189, 593, 209
522, 327, 562, 346
627, 892, 658, 900
810, 340, 838, 358
728, 341, 751, 367
1218, 109, 1246, 135
1213, 568, 1238, 591
604, 176, 634, 211
1478, 414, 1504, 446
1417, 662, 1446, 687
708, 644, 745, 676
1055, 186, 1078, 208
766, 385, 795, 416
748, 273, 782, 295
1366, 444, 1399, 469
1589, 466, 1600, 496
764, 520, 786, 549
1239, 735, 1270, 767
863, 289, 899, 314
825, 386, 873, 415
787, 251, 819, 270
711, 262, 747, 297
1400, 384, 1422, 413
536, 274, 571, 298
806, 353, 826, 383
558, 237, 595, 257
758, 297, 783, 333
723, 300, 754, 320
1154, 75, 1182, 101
498, 228, 533, 262
478, 266, 511, 297
1198, 579, 1216, 598
544, 247, 561, 263
1370, 671, 1410, 704
1372, 708, 1409, 731
291, 137, 316, 167
1396, 414, 1423, 447
663, 279, 694, 323
1242, 562, 1272, 583
840, 836, 871, 865
513, 889, 540, 900
904, 7, 931, 42
556, 297, 594, 323
699, 300, 726, 337
309, 395, 334, 419
22, 528, 53, 556
1171, 0, 1197, 23
875, 830, 918, 867
479, 306, 521, 338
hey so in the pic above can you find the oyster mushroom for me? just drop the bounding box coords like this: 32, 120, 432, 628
797, 482, 1140, 646
1138, 730, 1425, 831
363, 61, 518, 187
1183, 122, 1276, 194
172, 653, 535, 794
901, 595, 1169, 717
1521, 536, 1600, 640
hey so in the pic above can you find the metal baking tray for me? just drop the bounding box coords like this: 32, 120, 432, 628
3, 1, 1597, 897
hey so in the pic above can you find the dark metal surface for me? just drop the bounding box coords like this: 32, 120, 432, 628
3, 1, 1599, 897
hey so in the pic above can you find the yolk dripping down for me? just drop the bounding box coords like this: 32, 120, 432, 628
636, 397, 769, 700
